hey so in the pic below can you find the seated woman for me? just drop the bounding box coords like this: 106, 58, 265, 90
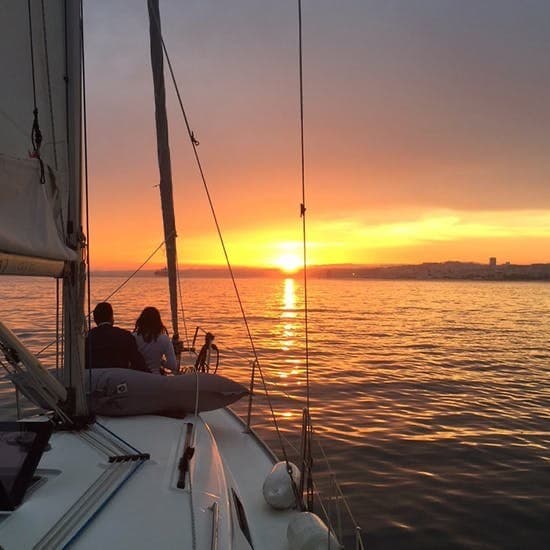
133, 307, 177, 374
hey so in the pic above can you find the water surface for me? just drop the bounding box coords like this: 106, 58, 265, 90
1, 277, 549, 549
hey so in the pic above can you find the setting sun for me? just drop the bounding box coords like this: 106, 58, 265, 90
275, 253, 302, 274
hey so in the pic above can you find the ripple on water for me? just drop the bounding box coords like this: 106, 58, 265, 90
1, 277, 549, 549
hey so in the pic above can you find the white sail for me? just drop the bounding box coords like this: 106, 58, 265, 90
0, 0, 87, 414
0, 1, 77, 262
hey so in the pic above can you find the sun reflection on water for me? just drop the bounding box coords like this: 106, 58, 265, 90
282, 278, 297, 319
281, 278, 298, 353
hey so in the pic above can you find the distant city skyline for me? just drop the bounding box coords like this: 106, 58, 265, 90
84, 1, 550, 269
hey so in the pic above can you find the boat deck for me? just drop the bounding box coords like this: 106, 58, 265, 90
0, 410, 298, 549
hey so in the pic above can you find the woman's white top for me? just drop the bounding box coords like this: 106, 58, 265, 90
133, 332, 177, 374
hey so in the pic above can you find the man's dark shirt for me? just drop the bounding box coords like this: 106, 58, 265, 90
85, 323, 149, 372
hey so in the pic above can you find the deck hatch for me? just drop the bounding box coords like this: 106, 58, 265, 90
0, 421, 53, 511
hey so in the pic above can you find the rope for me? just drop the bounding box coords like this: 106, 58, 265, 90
193, 370, 200, 417
312, 426, 363, 532
61, 272, 64, 372
147, 3, 297, 482
40, 0, 58, 169
188, 458, 198, 550
297, 0, 310, 417
176, 260, 190, 348
27, 0, 45, 184
297, 0, 314, 511
56, 278, 60, 376
27, 0, 38, 119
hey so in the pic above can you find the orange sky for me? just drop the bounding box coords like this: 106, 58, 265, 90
84, 1, 550, 270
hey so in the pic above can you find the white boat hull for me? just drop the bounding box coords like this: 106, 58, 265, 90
0, 410, 298, 549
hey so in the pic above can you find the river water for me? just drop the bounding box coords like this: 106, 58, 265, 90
1, 276, 549, 549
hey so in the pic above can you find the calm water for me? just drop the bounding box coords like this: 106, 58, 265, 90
1, 276, 549, 549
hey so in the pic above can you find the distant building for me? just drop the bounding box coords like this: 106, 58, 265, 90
489, 257, 497, 267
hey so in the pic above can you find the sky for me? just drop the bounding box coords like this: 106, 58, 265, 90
84, 0, 550, 270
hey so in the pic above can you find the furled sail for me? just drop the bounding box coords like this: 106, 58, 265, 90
0, 1, 76, 263
1, 0, 87, 416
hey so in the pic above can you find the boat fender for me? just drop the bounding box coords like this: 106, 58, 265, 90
287, 511, 342, 550
262, 461, 301, 510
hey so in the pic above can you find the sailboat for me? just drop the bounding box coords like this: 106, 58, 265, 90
0, 1, 361, 548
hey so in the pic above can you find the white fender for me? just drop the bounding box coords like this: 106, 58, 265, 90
262, 461, 301, 510
287, 512, 342, 550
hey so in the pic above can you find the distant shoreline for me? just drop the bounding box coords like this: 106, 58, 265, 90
90, 261, 550, 282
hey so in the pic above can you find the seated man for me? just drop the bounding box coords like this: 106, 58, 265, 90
85, 302, 149, 372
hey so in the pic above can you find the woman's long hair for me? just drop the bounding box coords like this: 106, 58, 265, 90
134, 307, 167, 343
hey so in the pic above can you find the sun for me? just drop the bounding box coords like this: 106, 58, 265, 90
276, 253, 302, 274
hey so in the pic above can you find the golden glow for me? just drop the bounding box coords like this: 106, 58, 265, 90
276, 253, 302, 273
84, 5, 550, 271
90, 208, 550, 269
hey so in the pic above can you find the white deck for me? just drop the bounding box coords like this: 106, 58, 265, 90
0, 410, 298, 549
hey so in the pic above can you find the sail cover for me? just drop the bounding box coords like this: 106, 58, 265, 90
0, 1, 77, 261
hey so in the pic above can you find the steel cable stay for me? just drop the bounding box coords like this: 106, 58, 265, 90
278, 429, 365, 549
146, 0, 304, 507
295, 2, 364, 545
296, 0, 315, 513
36, 235, 172, 359
149, 3, 365, 532
18, 2, 363, 542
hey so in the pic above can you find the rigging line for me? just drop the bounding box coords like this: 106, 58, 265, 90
56, 278, 60, 376
175, 258, 190, 348
278, 429, 342, 539
40, 0, 58, 168
36, 235, 172, 358
61, 274, 64, 372
297, 0, 310, 417
0, 109, 28, 138
188, 457, 198, 550
27, 0, 45, 185
298, 0, 313, 512
27, 0, 38, 112
311, 424, 363, 530
99, 233, 172, 304
147, 5, 296, 472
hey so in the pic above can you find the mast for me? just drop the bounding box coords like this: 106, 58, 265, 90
147, 0, 180, 347
62, 0, 87, 417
